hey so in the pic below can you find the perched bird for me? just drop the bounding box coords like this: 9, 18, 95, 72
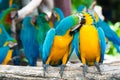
75, 12, 106, 76
36, 13, 50, 57
20, 16, 39, 66
0, 24, 17, 65
0, 24, 16, 47
42, 13, 83, 77
77, 5, 120, 53
50, 7, 64, 28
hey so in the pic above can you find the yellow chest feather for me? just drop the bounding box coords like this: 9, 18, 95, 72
49, 31, 73, 65
79, 25, 100, 63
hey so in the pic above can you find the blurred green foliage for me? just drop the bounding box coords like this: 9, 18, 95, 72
106, 22, 120, 56
13, 0, 22, 9
71, 0, 94, 12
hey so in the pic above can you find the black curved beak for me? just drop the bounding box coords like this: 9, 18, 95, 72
32, 16, 38, 25
70, 17, 85, 32
11, 10, 18, 20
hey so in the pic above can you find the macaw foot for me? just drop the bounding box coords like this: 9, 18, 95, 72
94, 62, 102, 75
59, 64, 65, 78
83, 64, 88, 77
43, 64, 49, 77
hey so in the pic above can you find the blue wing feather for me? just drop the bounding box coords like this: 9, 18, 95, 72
97, 27, 106, 63
42, 28, 55, 64
0, 46, 9, 63
20, 17, 39, 66
71, 31, 80, 60
97, 18, 120, 45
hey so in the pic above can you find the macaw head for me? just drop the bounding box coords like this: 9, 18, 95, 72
22, 16, 33, 28
4, 37, 17, 48
52, 7, 64, 22
37, 13, 49, 25
55, 12, 85, 35
70, 13, 86, 32
77, 5, 86, 12
0, 4, 19, 25
87, 9, 99, 23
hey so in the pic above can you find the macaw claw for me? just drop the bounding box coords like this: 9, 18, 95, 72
83, 64, 88, 77
94, 62, 102, 75
59, 64, 65, 78
43, 64, 49, 77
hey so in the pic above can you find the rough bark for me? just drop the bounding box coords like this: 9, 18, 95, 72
0, 55, 120, 80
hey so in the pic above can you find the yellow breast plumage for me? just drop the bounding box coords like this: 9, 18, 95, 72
46, 30, 73, 66
79, 25, 100, 65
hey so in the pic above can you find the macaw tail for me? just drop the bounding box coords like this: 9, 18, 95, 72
98, 19, 120, 45
42, 28, 55, 64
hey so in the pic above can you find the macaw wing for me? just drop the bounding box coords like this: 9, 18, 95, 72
69, 31, 80, 60
97, 19, 120, 45
20, 25, 39, 59
0, 46, 9, 64
97, 27, 106, 63
42, 28, 55, 64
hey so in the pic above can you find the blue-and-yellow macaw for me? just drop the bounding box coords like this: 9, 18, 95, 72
49, 7, 64, 28
75, 12, 106, 76
20, 16, 39, 66
0, 24, 17, 64
77, 5, 120, 53
42, 13, 83, 77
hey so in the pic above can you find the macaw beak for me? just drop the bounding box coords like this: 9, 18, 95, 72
45, 15, 50, 22
70, 24, 81, 32
31, 16, 37, 25
52, 11, 57, 19
11, 10, 18, 20
70, 17, 86, 32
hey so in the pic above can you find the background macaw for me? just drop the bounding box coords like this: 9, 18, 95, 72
0, 7, 17, 34
52, 7, 64, 28
20, 16, 39, 66
75, 12, 106, 76
0, 5, 20, 65
48, 7, 64, 28
36, 13, 50, 57
0, 24, 17, 64
42, 13, 82, 77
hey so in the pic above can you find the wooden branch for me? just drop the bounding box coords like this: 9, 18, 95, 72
17, 0, 42, 19
0, 59, 120, 80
